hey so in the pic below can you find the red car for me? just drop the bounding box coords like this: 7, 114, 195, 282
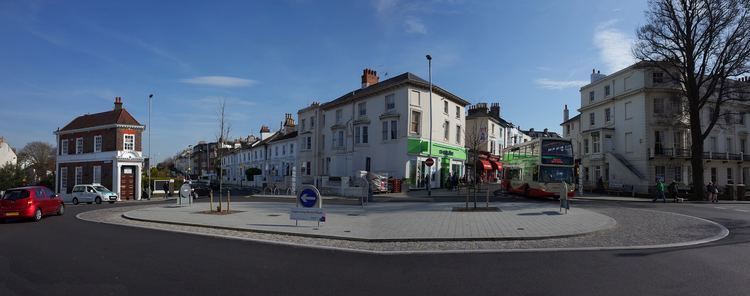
0, 186, 64, 222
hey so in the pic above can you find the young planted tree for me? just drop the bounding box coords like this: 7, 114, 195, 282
634, 0, 750, 199
216, 98, 232, 201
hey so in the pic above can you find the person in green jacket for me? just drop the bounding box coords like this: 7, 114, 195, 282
653, 178, 666, 203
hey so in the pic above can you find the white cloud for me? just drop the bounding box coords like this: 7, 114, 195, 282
404, 17, 427, 34
180, 76, 257, 87
594, 20, 636, 73
373, 0, 398, 13
535, 78, 589, 90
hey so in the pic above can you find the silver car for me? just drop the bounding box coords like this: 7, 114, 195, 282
67, 185, 118, 205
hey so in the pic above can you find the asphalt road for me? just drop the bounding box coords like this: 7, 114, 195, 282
1, 200, 749, 296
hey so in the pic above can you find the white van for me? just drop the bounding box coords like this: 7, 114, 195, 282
68, 184, 118, 205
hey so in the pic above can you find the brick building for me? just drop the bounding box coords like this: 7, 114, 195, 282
54, 97, 145, 200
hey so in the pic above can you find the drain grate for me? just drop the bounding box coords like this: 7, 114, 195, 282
517, 228, 525, 230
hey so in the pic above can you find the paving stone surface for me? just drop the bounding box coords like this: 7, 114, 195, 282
77, 201, 727, 253
122, 202, 616, 241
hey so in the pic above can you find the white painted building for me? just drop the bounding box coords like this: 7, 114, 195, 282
569, 63, 750, 194
0, 137, 17, 167
297, 69, 470, 193
221, 115, 297, 192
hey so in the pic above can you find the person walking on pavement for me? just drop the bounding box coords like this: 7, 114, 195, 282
667, 179, 680, 203
706, 181, 719, 203
653, 178, 666, 202
162, 182, 170, 199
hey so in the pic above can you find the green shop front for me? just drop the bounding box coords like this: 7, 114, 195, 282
406, 139, 467, 190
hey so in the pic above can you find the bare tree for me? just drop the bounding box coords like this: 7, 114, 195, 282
634, 0, 750, 199
216, 98, 232, 199
463, 124, 486, 209
17, 142, 56, 183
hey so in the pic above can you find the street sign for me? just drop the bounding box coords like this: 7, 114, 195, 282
298, 188, 319, 208
290, 208, 326, 221
178, 183, 192, 205
425, 157, 435, 167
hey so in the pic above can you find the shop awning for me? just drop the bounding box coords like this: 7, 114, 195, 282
478, 159, 492, 170
491, 161, 503, 170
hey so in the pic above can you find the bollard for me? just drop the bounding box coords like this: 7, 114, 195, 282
227, 190, 231, 213
209, 190, 214, 212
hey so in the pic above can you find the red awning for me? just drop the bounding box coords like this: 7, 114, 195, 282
478, 159, 492, 170
491, 161, 503, 170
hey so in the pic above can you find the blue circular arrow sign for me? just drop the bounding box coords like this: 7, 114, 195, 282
298, 188, 319, 208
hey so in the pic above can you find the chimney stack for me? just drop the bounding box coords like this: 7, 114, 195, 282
361, 68, 379, 88
563, 104, 569, 121
490, 102, 501, 118
114, 97, 123, 111
590, 68, 606, 83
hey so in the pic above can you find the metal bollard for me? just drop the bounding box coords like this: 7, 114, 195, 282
227, 190, 231, 213
209, 190, 213, 212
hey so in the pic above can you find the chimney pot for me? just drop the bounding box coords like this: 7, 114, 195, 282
361, 68, 379, 88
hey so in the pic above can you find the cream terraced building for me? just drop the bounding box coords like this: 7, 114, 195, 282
565, 62, 750, 194
297, 69, 470, 192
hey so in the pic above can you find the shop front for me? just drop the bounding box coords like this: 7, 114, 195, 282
406, 139, 467, 190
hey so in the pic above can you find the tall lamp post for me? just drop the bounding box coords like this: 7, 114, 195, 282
147, 94, 154, 200
426, 54, 433, 197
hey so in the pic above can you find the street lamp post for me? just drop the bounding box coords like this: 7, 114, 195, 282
426, 54, 433, 197
148, 94, 153, 200
188, 145, 193, 180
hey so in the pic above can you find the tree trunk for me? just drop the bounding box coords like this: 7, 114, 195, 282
689, 107, 705, 201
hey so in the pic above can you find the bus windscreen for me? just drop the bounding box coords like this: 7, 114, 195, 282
541, 140, 573, 165
539, 166, 574, 183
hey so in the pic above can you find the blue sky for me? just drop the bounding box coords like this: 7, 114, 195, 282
0, 0, 647, 162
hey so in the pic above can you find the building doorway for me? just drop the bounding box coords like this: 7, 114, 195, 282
120, 166, 135, 200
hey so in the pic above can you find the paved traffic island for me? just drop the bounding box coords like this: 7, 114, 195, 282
77, 201, 728, 253
122, 202, 615, 241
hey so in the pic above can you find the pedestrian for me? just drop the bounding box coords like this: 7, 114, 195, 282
162, 182, 170, 199
447, 172, 454, 190
596, 176, 605, 193
706, 181, 719, 203
559, 181, 570, 214
667, 179, 680, 203
452, 173, 458, 191
653, 178, 666, 202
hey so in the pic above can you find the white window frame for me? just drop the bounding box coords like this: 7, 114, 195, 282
443, 121, 450, 140
94, 135, 102, 153
455, 106, 461, 119
385, 94, 395, 110
93, 166, 101, 184
75, 167, 82, 185
443, 101, 449, 114
123, 134, 135, 151
60, 167, 68, 192
76, 137, 83, 154
358, 102, 367, 117
61, 139, 69, 155
410, 110, 421, 135
382, 121, 388, 141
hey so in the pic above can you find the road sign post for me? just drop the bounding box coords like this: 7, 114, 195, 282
292, 185, 325, 227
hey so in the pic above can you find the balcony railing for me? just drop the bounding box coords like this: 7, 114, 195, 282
649, 148, 747, 161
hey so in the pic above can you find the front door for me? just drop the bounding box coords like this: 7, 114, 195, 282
120, 167, 135, 200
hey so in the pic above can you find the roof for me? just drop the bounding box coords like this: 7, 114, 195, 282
60, 108, 142, 131
561, 114, 581, 125
320, 72, 470, 110
269, 131, 298, 143
521, 129, 562, 138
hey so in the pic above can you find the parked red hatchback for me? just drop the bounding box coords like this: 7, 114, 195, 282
0, 186, 64, 222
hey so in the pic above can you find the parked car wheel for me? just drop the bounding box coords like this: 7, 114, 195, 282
32, 208, 42, 222
95, 197, 102, 204
57, 204, 65, 216
72, 198, 79, 205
